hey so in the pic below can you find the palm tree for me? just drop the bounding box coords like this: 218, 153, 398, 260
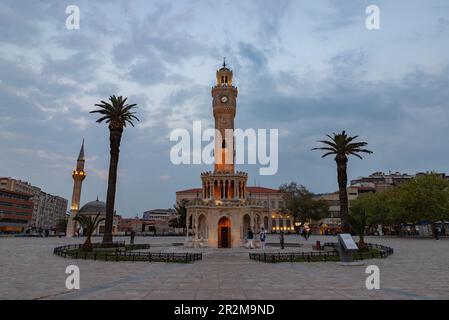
313, 131, 372, 233
90, 95, 139, 245
73, 213, 105, 251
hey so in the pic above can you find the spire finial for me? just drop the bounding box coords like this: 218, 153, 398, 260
78, 138, 85, 161
96, 195, 99, 201
223, 57, 226, 68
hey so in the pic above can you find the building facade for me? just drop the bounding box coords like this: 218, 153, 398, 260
143, 209, 176, 222
176, 186, 291, 233
314, 185, 375, 234
0, 189, 33, 233
120, 218, 143, 233
0, 177, 68, 233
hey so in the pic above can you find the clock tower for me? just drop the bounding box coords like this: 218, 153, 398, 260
184, 61, 268, 249
211, 59, 238, 173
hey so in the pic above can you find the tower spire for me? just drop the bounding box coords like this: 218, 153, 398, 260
223, 57, 226, 68
78, 138, 85, 161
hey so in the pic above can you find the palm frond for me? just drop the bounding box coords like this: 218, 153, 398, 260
313, 130, 372, 160
90, 95, 140, 128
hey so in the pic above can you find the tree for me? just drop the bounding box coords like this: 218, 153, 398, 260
279, 182, 329, 226
90, 95, 139, 245
169, 199, 188, 231
73, 213, 105, 251
349, 174, 449, 238
313, 131, 372, 232
348, 196, 373, 249
394, 174, 449, 225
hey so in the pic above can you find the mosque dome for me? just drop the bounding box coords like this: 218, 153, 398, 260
78, 199, 106, 214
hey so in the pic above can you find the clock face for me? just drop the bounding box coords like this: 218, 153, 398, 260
220, 96, 229, 103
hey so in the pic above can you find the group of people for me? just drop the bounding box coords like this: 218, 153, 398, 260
299, 227, 312, 240
246, 227, 267, 249
246, 227, 290, 250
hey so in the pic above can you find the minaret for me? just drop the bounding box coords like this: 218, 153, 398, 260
66, 140, 86, 237
211, 58, 238, 173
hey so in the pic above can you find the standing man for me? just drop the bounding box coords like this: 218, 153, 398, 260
260, 227, 266, 249
434, 226, 439, 240
130, 230, 136, 245
247, 228, 254, 249
279, 232, 285, 250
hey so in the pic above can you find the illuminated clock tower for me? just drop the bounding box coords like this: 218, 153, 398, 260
184, 60, 268, 249
211, 59, 238, 173
66, 140, 86, 237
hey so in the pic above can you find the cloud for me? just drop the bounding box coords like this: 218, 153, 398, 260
1, 1, 449, 216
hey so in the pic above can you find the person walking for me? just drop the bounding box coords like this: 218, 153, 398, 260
434, 227, 439, 240
300, 227, 306, 240
279, 232, 285, 250
247, 228, 254, 249
130, 230, 136, 245
260, 227, 267, 249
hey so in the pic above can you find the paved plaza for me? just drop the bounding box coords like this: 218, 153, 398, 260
1, 235, 448, 300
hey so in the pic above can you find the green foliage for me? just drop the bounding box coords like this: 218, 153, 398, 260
395, 174, 449, 223
73, 213, 105, 238
279, 182, 329, 223
312, 130, 373, 160
169, 199, 188, 230
349, 174, 449, 229
73, 213, 105, 251
90, 95, 140, 128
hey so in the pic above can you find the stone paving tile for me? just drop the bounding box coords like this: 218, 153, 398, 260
142, 289, 197, 300
1, 235, 449, 300
195, 289, 247, 300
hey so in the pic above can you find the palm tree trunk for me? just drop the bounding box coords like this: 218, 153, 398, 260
102, 127, 122, 245
83, 235, 93, 252
358, 227, 367, 250
336, 157, 350, 233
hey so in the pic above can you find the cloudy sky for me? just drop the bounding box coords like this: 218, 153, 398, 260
1, 0, 448, 217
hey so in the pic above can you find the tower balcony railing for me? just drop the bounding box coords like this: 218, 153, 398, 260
200, 171, 248, 177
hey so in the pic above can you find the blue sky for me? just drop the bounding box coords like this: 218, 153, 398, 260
1, 0, 449, 217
